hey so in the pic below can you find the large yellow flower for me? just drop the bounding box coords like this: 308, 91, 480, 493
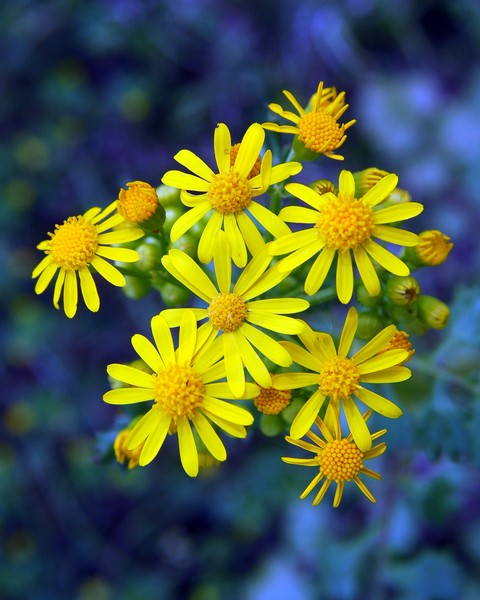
104, 311, 257, 477
160, 231, 309, 397
269, 170, 424, 304
275, 307, 410, 451
161, 122, 302, 267
32, 201, 144, 318
283, 403, 386, 507
262, 81, 356, 160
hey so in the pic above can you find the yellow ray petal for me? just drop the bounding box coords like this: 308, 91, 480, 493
107, 363, 155, 388
234, 123, 265, 178
362, 239, 410, 276
343, 395, 372, 451
166, 249, 218, 300
338, 307, 358, 357
126, 409, 161, 450
131, 333, 164, 373
103, 387, 155, 404
197, 210, 223, 264
96, 246, 140, 263
192, 411, 227, 461
373, 226, 419, 247
248, 201, 291, 238
139, 414, 171, 466
240, 323, 292, 366
362, 173, 398, 207
78, 267, 100, 312
170, 202, 212, 243
177, 416, 199, 477
63, 269, 78, 318
336, 250, 354, 304
223, 333, 245, 397
224, 213, 247, 267
353, 245, 380, 297
338, 170, 355, 196
354, 386, 402, 418
305, 247, 336, 295
174, 149, 215, 182
151, 315, 176, 366
90, 256, 126, 287
373, 202, 424, 224
360, 366, 411, 384
290, 390, 325, 439
162, 170, 210, 192
214, 123, 231, 173
357, 349, 409, 374
351, 324, 396, 365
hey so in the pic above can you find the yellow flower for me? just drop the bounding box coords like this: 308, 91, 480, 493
282, 403, 386, 507
263, 81, 356, 160
161, 122, 302, 267
117, 180, 159, 224
414, 230, 454, 266
254, 375, 293, 415
378, 330, 415, 363
269, 170, 424, 304
114, 427, 144, 469
32, 202, 144, 318
104, 311, 257, 477
275, 307, 410, 451
160, 231, 309, 397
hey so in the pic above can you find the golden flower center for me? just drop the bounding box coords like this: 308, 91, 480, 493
254, 387, 292, 415
47, 216, 98, 270
297, 111, 343, 153
229, 143, 262, 179
153, 364, 205, 418
117, 180, 159, 223
417, 230, 453, 265
316, 193, 375, 251
318, 357, 360, 399
208, 293, 248, 332
208, 170, 253, 214
320, 438, 363, 481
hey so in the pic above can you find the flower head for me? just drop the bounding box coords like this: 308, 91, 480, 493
161, 122, 302, 267
378, 330, 415, 363
269, 170, 424, 304
160, 231, 309, 397
411, 230, 454, 266
282, 403, 386, 507
117, 180, 160, 224
275, 307, 410, 451
32, 202, 144, 317
263, 82, 356, 160
104, 311, 257, 477
254, 375, 293, 415
114, 426, 145, 469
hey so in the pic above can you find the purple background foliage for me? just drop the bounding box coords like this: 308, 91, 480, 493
2, 0, 480, 598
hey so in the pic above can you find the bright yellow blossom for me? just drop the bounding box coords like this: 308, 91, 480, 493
104, 311, 257, 477
263, 81, 356, 160
160, 231, 309, 397
161, 122, 302, 267
283, 403, 386, 507
269, 170, 424, 304
275, 307, 410, 451
32, 201, 143, 318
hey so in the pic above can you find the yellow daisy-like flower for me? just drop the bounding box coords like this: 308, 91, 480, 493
269, 170, 424, 304
262, 81, 356, 160
160, 231, 309, 397
275, 307, 410, 451
104, 311, 257, 477
254, 374, 293, 415
32, 201, 144, 318
161, 122, 302, 267
117, 180, 159, 224
282, 403, 386, 507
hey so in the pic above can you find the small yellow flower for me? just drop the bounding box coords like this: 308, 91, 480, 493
160, 231, 309, 397
282, 403, 386, 507
415, 230, 454, 266
161, 122, 302, 267
104, 311, 257, 477
254, 375, 293, 415
263, 81, 356, 160
117, 180, 159, 224
269, 170, 424, 304
275, 307, 410, 451
32, 202, 144, 318
114, 427, 144, 469
378, 330, 415, 363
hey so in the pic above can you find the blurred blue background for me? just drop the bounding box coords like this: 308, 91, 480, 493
2, 0, 480, 598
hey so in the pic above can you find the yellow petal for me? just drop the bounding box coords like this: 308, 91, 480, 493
362, 239, 410, 276
78, 267, 100, 312
248, 201, 291, 238
170, 202, 212, 243
353, 245, 380, 297
373, 202, 424, 224
139, 414, 171, 465
90, 256, 126, 287
224, 213, 247, 267
354, 386, 402, 418
223, 333, 245, 397
63, 269, 78, 318
174, 149, 215, 181
234, 123, 265, 178
96, 246, 140, 263
166, 249, 218, 300
177, 416, 199, 477
240, 323, 292, 366
236, 210, 265, 257
107, 363, 155, 388
103, 387, 155, 404
192, 412, 227, 461
338, 170, 355, 196
351, 324, 397, 365
290, 390, 325, 439
131, 333, 164, 372
362, 173, 398, 207
374, 226, 419, 247
342, 395, 372, 451
214, 123, 231, 173
197, 210, 223, 264
151, 315, 176, 366
305, 247, 336, 295
336, 250, 354, 304
161, 170, 210, 192
338, 307, 358, 357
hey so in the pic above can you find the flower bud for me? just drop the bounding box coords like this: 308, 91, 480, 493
309, 179, 338, 195
417, 295, 450, 329
353, 168, 390, 196
390, 303, 418, 324
355, 311, 384, 340
122, 274, 151, 300
156, 184, 181, 207
386, 275, 420, 305
114, 420, 144, 469
378, 330, 415, 363
404, 230, 453, 267
117, 181, 165, 232
135, 237, 165, 272
356, 283, 382, 308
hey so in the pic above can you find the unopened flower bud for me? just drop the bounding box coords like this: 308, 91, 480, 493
417, 295, 450, 329
356, 283, 382, 308
353, 167, 390, 196
114, 420, 144, 469
310, 179, 338, 195
355, 311, 384, 340
378, 330, 415, 363
405, 230, 453, 267
156, 184, 181, 207
386, 275, 420, 305
118, 181, 165, 232
136, 237, 165, 272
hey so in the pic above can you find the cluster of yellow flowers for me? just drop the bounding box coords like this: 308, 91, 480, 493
32, 82, 453, 507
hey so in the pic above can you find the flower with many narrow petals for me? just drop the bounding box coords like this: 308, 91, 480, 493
283, 403, 386, 507
275, 307, 410, 451
32, 202, 144, 318
269, 170, 424, 304
263, 81, 356, 160
161, 122, 302, 267
104, 311, 257, 477
160, 231, 309, 397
